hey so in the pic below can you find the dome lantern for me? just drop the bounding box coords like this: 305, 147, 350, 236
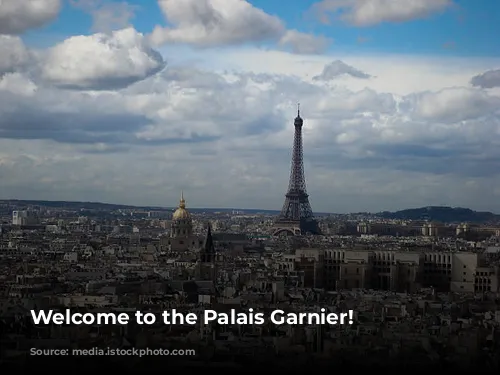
172, 191, 191, 220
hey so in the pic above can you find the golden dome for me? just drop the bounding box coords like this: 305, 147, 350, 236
172, 191, 191, 220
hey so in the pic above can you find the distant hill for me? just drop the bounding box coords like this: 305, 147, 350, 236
378, 206, 500, 223
0, 199, 282, 214
2, 200, 497, 222
1, 199, 154, 211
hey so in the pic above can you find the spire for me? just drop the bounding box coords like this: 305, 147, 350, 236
203, 223, 215, 256
179, 190, 185, 209
294, 103, 303, 127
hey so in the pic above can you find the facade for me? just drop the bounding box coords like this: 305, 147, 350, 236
159, 192, 203, 252
357, 221, 454, 237
12, 210, 39, 226
277, 248, 500, 294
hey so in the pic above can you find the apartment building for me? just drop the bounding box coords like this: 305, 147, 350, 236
284, 248, 500, 294
12, 210, 39, 226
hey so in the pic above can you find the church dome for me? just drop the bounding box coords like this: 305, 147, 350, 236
172, 192, 191, 220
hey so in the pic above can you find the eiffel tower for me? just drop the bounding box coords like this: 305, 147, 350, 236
272, 105, 320, 236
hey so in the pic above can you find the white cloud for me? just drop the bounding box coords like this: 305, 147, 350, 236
150, 0, 284, 46
41, 28, 166, 90
313, 60, 371, 80
312, 0, 452, 26
471, 69, 500, 89
412, 87, 500, 123
279, 30, 331, 55
0, 0, 62, 35
149, 0, 329, 55
0, 73, 37, 96
194, 47, 494, 95
1, 30, 500, 213
0, 36, 31, 75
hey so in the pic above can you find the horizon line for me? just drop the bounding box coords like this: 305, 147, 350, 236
1, 198, 498, 216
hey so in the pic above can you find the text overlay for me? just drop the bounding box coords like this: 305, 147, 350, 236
30, 309, 355, 326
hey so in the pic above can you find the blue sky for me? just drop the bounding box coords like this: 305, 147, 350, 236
23, 0, 500, 57
2, 0, 500, 212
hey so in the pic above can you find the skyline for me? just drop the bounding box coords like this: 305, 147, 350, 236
1, 0, 500, 213
6, 198, 500, 218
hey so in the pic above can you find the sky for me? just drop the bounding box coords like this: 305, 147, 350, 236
1, 0, 500, 214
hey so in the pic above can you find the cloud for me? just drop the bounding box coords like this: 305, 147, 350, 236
41, 28, 166, 90
150, 0, 284, 47
471, 69, 500, 89
313, 60, 372, 80
410, 87, 500, 123
0, 0, 62, 35
279, 30, 331, 55
70, 0, 138, 33
312, 0, 452, 26
0, 36, 31, 75
150, 0, 329, 55
0, 73, 37, 96
1, 30, 500, 212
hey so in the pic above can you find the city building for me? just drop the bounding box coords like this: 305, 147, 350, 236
159, 192, 203, 252
12, 210, 39, 226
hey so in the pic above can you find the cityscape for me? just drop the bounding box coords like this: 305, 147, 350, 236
3, 107, 500, 370
1, 0, 500, 372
